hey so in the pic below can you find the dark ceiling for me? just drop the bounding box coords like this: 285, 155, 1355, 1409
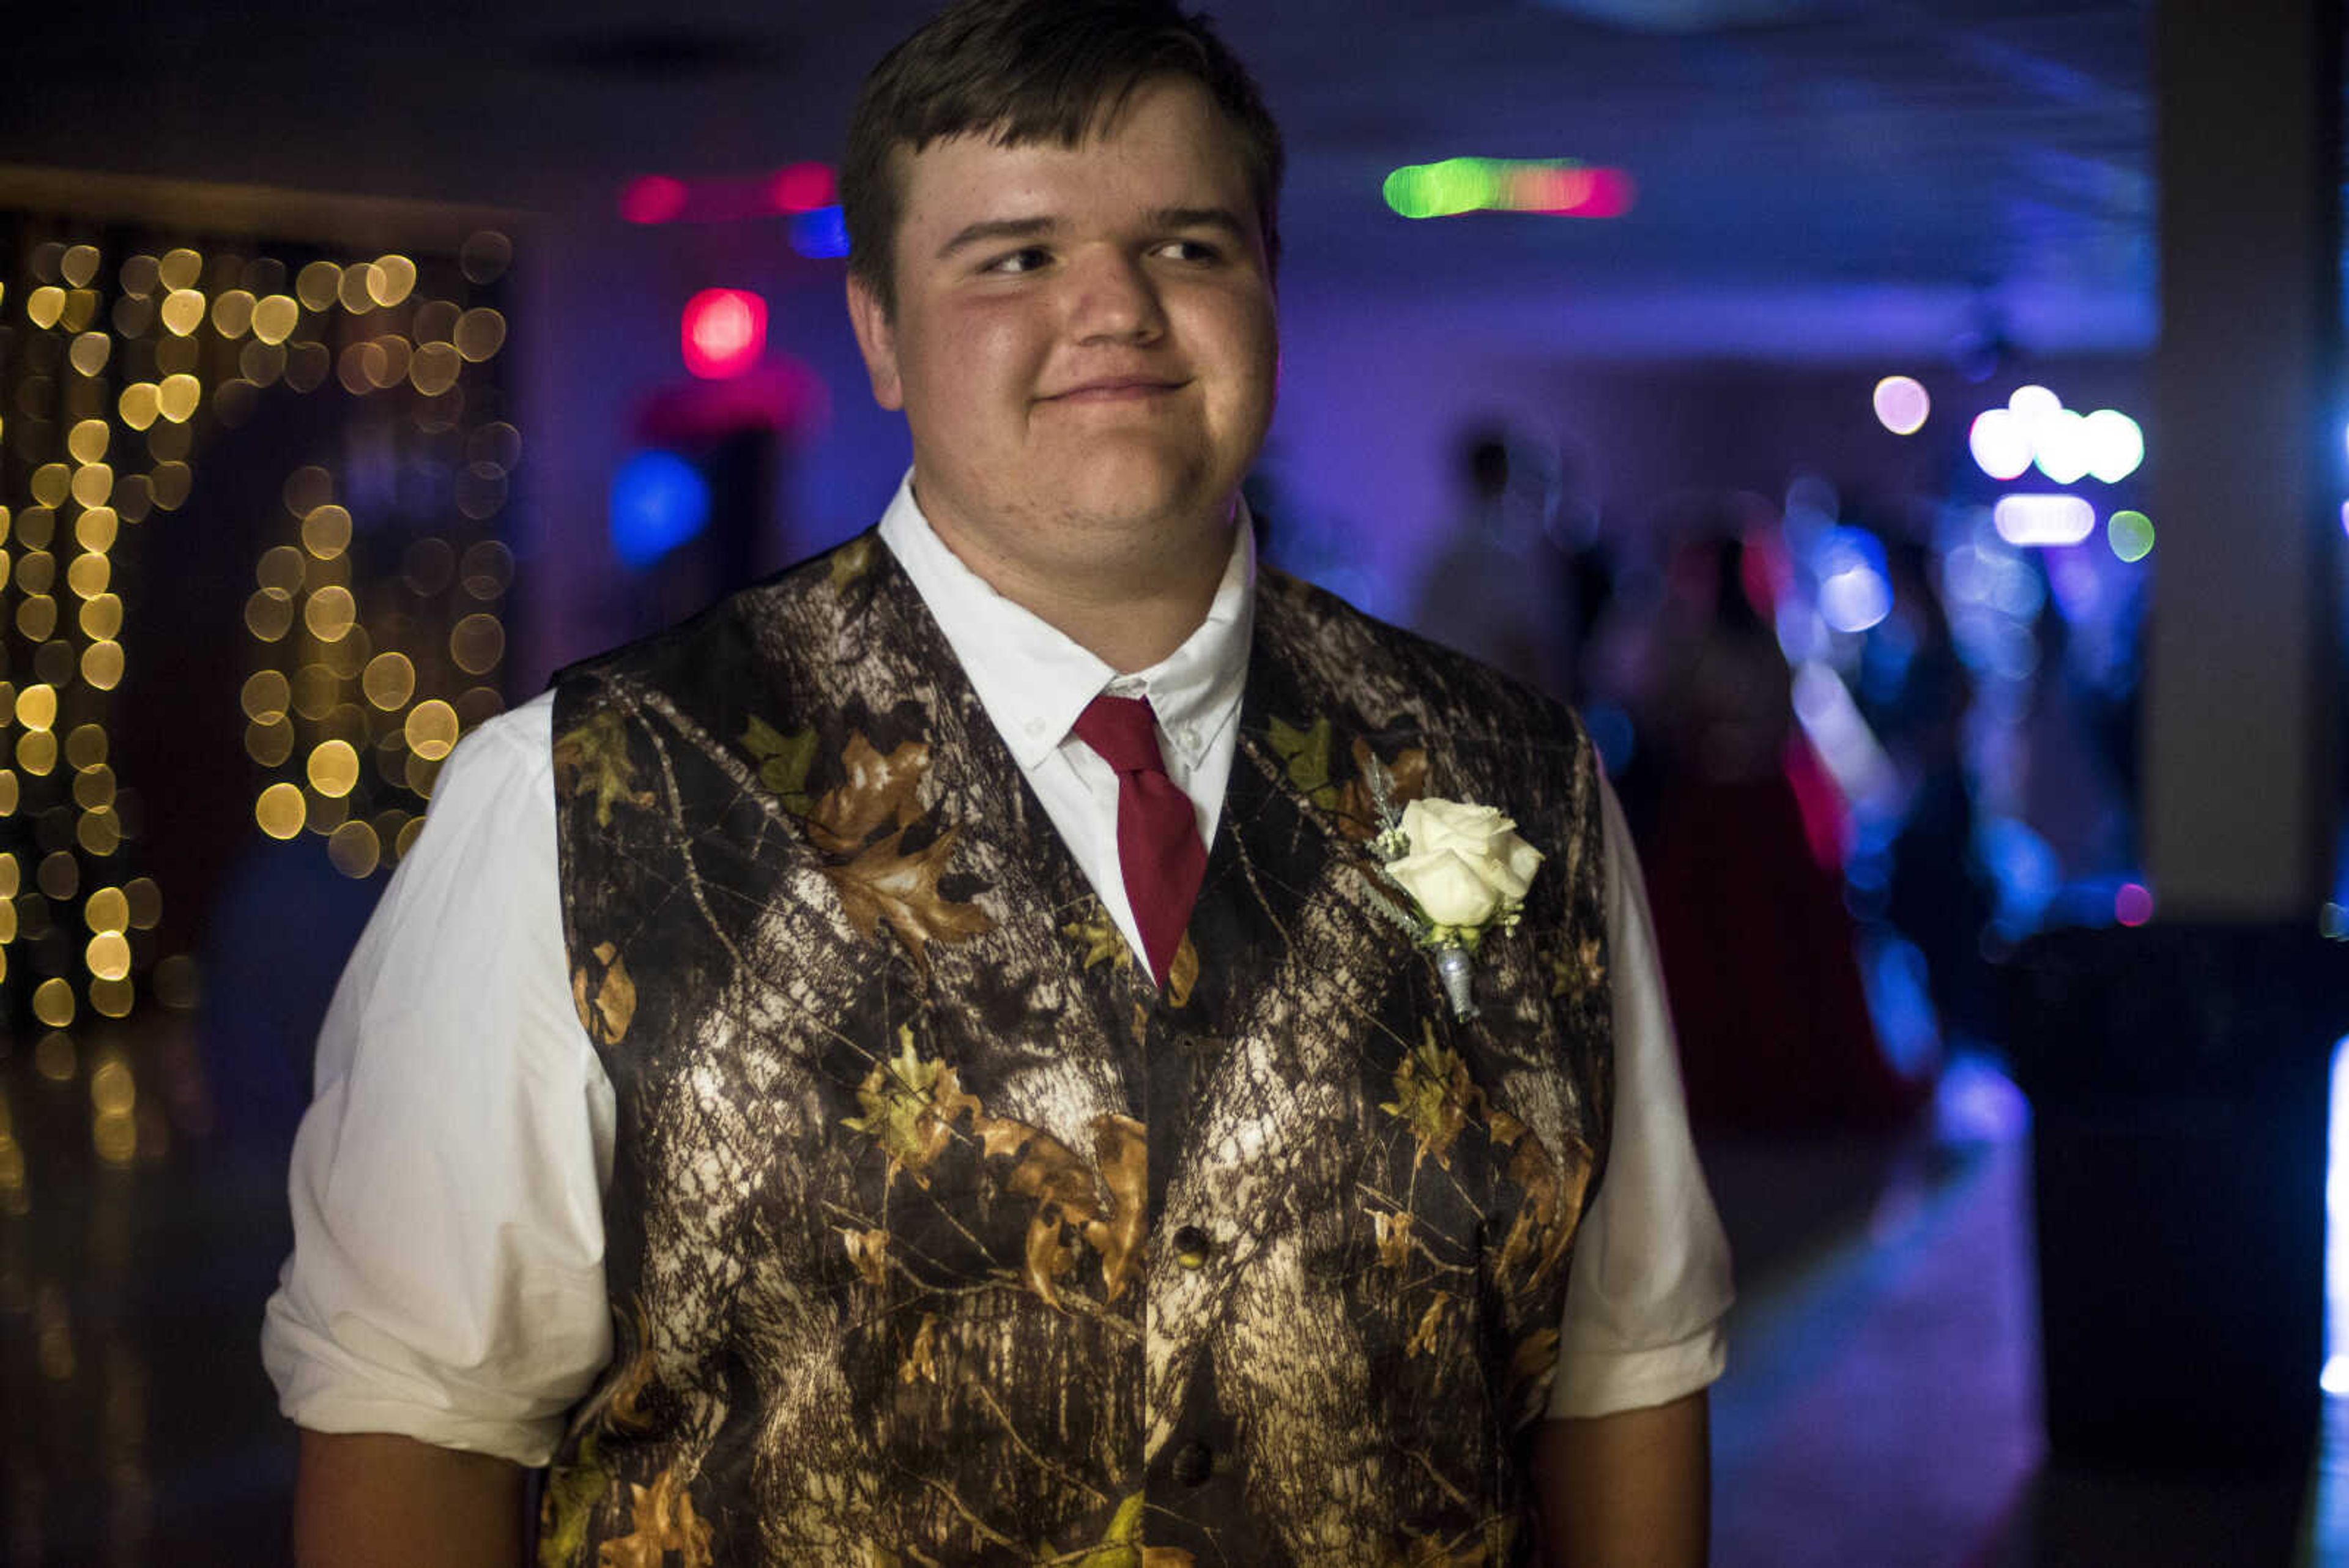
1, 0, 2154, 359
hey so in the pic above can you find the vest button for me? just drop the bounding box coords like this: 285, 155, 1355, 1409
1171, 1440, 1214, 1487
1171, 1225, 1212, 1268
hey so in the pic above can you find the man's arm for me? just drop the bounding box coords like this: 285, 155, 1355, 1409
294, 1430, 526, 1568
1529, 1390, 1711, 1568
266, 709, 612, 1564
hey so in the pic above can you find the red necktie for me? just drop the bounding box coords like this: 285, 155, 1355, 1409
1072, 693, 1206, 989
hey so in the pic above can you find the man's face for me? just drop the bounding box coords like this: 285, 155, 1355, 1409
847, 76, 1278, 582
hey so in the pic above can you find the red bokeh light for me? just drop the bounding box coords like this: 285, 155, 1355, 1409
2115, 882, 2154, 927
770, 163, 837, 214
681, 289, 767, 381
620, 175, 691, 225
1522, 166, 1636, 219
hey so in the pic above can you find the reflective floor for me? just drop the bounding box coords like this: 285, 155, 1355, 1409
1, 1017, 297, 1567
0, 1031, 2336, 1566
1708, 1059, 2323, 1568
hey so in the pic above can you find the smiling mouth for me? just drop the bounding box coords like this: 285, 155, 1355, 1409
1039, 377, 1188, 404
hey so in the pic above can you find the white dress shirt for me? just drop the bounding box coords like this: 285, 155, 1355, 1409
263, 478, 1732, 1465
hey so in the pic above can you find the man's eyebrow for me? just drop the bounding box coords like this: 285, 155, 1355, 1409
1148, 207, 1250, 240
935, 216, 1058, 261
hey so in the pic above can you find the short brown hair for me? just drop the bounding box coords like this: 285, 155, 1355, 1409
840, 0, 1283, 316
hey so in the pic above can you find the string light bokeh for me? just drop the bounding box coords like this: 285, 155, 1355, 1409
2, 218, 517, 1556
2, 222, 514, 1164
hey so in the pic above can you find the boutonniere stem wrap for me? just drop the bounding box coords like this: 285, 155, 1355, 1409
1360, 760, 1543, 1019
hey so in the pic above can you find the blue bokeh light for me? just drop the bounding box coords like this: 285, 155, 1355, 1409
791, 206, 851, 259
1814, 526, 1893, 634
1975, 814, 2060, 934
610, 450, 711, 568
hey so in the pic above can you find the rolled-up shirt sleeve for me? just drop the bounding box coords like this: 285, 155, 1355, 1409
1548, 775, 1734, 1418
261, 694, 615, 1465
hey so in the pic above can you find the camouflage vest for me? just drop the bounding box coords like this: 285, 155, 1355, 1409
540, 533, 1614, 1567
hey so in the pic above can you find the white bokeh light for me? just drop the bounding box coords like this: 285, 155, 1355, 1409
2083, 409, 2145, 483
2033, 408, 2092, 485
1871, 375, 1931, 436
1992, 493, 2096, 547
2008, 384, 2061, 425
1970, 408, 2034, 481
1817, 562, 1892, 633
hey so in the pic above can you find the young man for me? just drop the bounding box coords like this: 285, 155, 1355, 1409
267, 3, 1731, 1564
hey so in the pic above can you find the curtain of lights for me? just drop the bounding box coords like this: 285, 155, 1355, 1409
0, 217, 515, 1186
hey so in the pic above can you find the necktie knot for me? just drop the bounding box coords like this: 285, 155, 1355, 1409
1071, 693, 1166, 777
1070, 690, 1204, 989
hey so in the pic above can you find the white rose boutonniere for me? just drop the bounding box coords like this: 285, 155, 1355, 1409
1360, 763, 1543, 1019
1386, 799, 1544, 927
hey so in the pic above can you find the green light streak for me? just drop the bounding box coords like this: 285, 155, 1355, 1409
1383, 158, 1583, 218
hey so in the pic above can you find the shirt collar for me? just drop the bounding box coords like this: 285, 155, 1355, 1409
875, 473, 1255, 772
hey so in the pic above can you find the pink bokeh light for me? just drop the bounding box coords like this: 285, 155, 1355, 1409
680, 289, 767, 381
620, 175, 691, 225
770, 163, 837, 214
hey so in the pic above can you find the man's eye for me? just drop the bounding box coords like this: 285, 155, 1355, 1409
984, 248, 1052, 275
1157, 239, 1222, 264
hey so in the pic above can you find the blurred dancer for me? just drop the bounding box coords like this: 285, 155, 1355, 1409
1414, 426, 1573, 697
1863, 535, 1995, 1046
1639, 527, 1925, 1132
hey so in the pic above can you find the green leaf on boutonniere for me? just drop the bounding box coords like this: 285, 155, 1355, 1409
1336, 738, 1427, 842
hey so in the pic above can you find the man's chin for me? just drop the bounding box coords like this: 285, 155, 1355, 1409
1060, 502, 1236, 562
1053, 456, 1229, 541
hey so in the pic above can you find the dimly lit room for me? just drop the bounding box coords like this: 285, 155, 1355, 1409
1, 0, 2344, 1563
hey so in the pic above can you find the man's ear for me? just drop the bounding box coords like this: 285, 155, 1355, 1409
845, 274, 905, 412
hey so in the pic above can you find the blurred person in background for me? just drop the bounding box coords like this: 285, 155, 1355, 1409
1412, 424, 1575, 698
262, 2, 1730, 1564
1633, 517, 1926, 1132
1857, 531, 1996, 1050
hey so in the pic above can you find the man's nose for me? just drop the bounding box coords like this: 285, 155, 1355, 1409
1064, 248, 1166, 343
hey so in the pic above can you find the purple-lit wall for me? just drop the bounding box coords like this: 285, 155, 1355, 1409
509, 201, 892, 691
507, 205, 2151, 686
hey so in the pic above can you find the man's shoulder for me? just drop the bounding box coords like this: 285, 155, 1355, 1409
554, 530, 889, 698
1255, 563, 1583, 745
